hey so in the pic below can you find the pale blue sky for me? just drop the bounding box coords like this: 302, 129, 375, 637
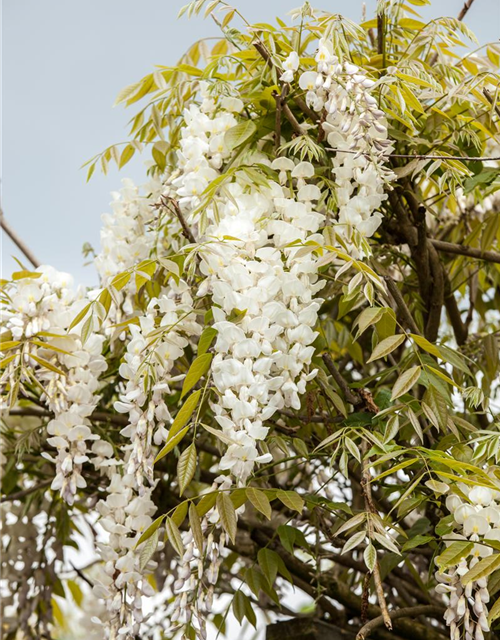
2, 0, 499, 284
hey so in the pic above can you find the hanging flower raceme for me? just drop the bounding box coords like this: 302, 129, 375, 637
91, 471, 159, 640
1, 266, 107, 504
436, 484, 500, 640
114, 280, 202, 487
295, 38, 394, 248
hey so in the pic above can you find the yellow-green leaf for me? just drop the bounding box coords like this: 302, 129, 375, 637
170, 389, 202, 438
224, 120, 257, 151
136, 514, 166, 547
31, 355, 66, 376
189, 503, 204, 553
276, 490, 304, 514
367, 334, 406, 363
411, 334, 441, 358
391, 365, 421, 400
177, 443, 197, 496
246, 487, 272, 520
164, 517, 184, 556
462, 553, 500, 585
181, 353, 213, 398
154, 424, 190, 464
436, 541, 474, 570
198, 327, 217, 356
217, 492, 237, 543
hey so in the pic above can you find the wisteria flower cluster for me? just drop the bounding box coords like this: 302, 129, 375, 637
3, 3, 500, 640
437, 485, 500, 640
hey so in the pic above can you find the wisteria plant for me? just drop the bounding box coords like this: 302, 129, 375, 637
2, 1, 500, 639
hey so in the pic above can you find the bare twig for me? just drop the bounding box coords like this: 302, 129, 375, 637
70, 562, 95, 588
281, 102, 305, 136
383, 275, 422, 336
253, 41, 318, 126
327, 147, 500, 162
430, 239, 500, 265
484, 88, 500, 118
322, 353, 361, 406
158, 196, 196, 244
1, 479, 52, 503
273, 91, 283, 154
360, 442, 392, 632
457, 0, 477, 21
356, 605, 445, 640
7, 406, 128, 426
1, 205, 40, 268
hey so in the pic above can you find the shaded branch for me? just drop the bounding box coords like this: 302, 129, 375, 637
1, 479, 52, 503
444, 277, 468, 345
383, 276, 422, 336
322, 353, 361, 406
356, 605, 445, 640
430, 239, 500, 265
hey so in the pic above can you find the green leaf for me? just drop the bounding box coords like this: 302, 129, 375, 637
399, 17, 426, 30
462, 553, 500, 585
31, 355, 66, 376
391, 365, 421, 400
197, 327, 217, 356
341, 531, 366, 555
154, 424, 190, 464
276, 490, 304, 514
171, 389, 202, 438
464, 168, 499, 194
181, 353, 213, 398
171, 500, 188, 527
258, 548, 278, 585
367, 334, 406, 363
136, 514, 166, 547
246, 487, 272, 520
177, 443, 197, 496
357, 307, 385, 336
277, 525, 296, 554
217, 492, 237, 543
196, 492, 217, 517
139, 528, 159, 571
232, 591, 256, 627
364, 542, 377, 572
436, 541, 474, 570
224, 120, 257, 151
401, 535, 434, 552
119, 144, 135, 168
489, 593, 500, 624
164, 517, 184, 556
411, 334, 441, 358
68, 302, 92, 331
189, 503, 204, 554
